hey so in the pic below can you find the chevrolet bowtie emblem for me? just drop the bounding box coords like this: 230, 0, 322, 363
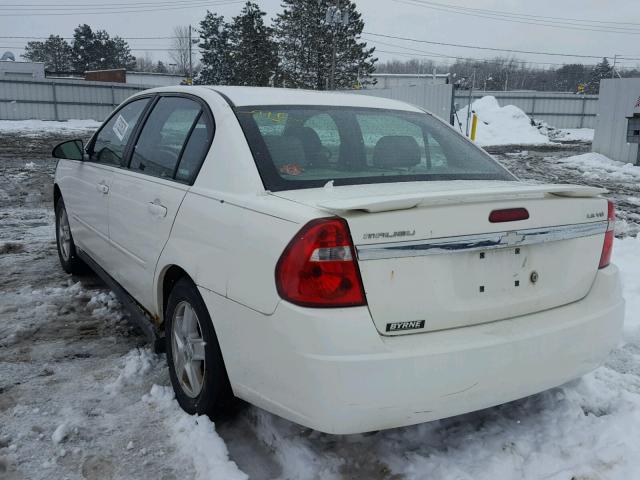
502, 231, 525, 246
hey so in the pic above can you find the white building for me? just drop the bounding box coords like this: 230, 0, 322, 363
0, 60, 45, 80
593, 78, 640, 165
369, 73, 450, 89
126, 72, 187, 87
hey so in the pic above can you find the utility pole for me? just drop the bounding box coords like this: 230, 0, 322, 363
465, 69, 476, 137
325, 0, 349, 90
331, 5, 337, 91
188, 24, 193, 84
612, 54, 617, 79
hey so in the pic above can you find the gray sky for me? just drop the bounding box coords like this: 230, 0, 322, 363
1, 0, 639, 70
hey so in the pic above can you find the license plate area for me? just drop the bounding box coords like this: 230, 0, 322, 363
462, 246, 533, 297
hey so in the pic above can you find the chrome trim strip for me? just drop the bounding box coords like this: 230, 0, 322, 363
356, 221, 608, 260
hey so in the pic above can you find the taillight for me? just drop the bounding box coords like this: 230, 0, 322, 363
489, 208, 529, 223
599, 200, 615, 269
275, 218, 366, 307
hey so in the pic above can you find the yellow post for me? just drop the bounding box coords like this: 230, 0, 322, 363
470, 112, 478, 141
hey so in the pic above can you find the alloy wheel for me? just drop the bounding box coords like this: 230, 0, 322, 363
171, 301, 207, 398
58, 207, 72, 261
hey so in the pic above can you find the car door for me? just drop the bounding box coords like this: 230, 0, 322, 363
108, 95, 213, 311
63, 97, 150, 267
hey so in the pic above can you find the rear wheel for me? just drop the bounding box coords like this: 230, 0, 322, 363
165, 278, 232, 417
55, 198, 84, 274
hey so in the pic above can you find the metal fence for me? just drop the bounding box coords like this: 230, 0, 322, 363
0, 78, 148, 121
453, 91, 599, 129
353, 83, 454, 123
0, 78, 599, 132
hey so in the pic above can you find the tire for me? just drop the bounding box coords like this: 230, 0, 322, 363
165, 278, 233, 417
55, 198, 84, 274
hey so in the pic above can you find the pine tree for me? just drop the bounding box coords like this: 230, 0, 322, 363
586, 58, 613, 94
71, 24, 136, 72
71, 24, 96, 72
22, 35, 74, 71
331, 2, 377, 89
109, 36, 136, 70
196, 12, 232, 84
228, 2, 278, 86
273, 0, 376, 90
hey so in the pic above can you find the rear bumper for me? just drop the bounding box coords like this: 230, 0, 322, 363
201, 265, 624, 435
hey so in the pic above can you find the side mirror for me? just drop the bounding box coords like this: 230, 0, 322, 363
52, 139, 86, 161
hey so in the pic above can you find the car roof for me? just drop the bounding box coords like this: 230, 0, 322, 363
141, 85, 424, 112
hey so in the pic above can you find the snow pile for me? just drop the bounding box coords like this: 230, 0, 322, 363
143, 385, 247, 480
104, 348, 158, 395
550, 128, 595, 142
88, 291, 123, 322
456, 96, 551, 147
0, 119, 100, 135
557, 152, 640, 183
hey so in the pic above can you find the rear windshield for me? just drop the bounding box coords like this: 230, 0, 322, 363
235, 105, 514, 191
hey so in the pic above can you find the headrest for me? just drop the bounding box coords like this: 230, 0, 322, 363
263, 135, 306, 168
286, 126, 322, 148
373, 135, 421, 168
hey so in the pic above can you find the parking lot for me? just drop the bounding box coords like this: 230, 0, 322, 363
1, 129, 640, 480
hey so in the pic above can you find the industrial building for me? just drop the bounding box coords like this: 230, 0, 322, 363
369, 72, 450, 89
0, 58, 45, 80
593, 78, 640, 165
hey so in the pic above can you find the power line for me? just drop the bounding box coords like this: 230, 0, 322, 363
396, 0, 640, 28
0, 0, 243, 16
8, 32, 640, 61
1, 46, 181, 51
1, 0, 241, 7
0, 36, 175, 40
395, 0, 640, 35
364, 31, 640, 61
0, 0, 241, 10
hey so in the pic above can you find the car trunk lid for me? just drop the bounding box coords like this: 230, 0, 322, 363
272, 181, 609, 335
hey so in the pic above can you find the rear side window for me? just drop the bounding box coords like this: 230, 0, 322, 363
130, 97, 202, 179
91, 98, 149, 166
175, 115, 212, 183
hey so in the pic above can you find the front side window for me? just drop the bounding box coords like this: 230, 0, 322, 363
130, 97, 202, 179
90, 98, 149, 166
236, 106, 514, 191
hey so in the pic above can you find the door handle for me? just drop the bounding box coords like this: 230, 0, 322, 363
148, 200, 168, 218
97, 182, 109, 194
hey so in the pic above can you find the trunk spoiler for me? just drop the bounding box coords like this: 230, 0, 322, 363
316, 184, 607, 213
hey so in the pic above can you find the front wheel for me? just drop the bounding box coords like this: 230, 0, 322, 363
165, 278, 233, 417
55, 198, 84, 274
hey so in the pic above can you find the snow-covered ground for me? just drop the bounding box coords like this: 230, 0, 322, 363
549, 128, 595, 143
497, 149, 640, 238
558, 152, 640, 183
2, 131, 640, 480
0, 119, 101, 136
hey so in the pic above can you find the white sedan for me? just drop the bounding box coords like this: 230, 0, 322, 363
52, 86, 624, 434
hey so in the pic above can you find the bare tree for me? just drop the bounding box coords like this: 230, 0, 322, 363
169, 25, 192, 76
136, 52, 155, 72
